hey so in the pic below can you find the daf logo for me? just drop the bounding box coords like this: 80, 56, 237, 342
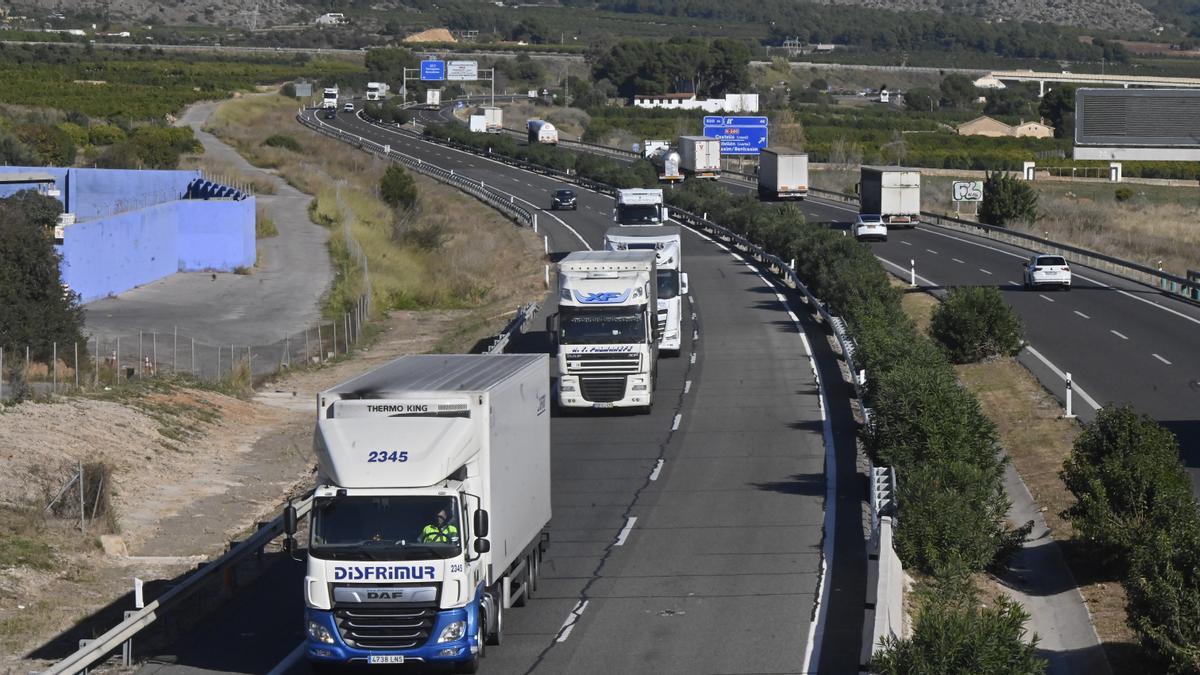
586, 292, 621, 302
367, 590, 407, 601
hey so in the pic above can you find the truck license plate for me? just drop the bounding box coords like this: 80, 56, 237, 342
369, 655, 405, 664
593, 403, 614, 409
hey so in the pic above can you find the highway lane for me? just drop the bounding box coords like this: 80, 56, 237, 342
132, 110, 856, 673
415, 106, 1200, 491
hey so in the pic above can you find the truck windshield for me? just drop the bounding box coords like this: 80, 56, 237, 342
617, 204, 661, 225
560, 306, 647, 344
657, 270, 680, 299
310, 495, 462, 561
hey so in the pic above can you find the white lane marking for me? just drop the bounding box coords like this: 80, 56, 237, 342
684, 379, 692, 394
1024, 345, 1101, 411
614, 517, 638, 546
693, 329, 699, 340
926, 248, 939, 255
979, 267, 993, 275
1008, 280, 1021, 286
691, 312, 697, 320
1153, 353, 1172, 365
918, 225, 1200, 328
266, 642, 305, 675
1039, 294, 1055, 303
877, 255, 938, 287
556, 600, 590, 643
952, 258, 965, 264
689, 352, 696, 364
671, 414, 682, 431
649, 459, 664, 481
1110, 329, 1129, 340
1074, 310, 1091, 319
900, 240, 912, 246
799, 333, 812, 357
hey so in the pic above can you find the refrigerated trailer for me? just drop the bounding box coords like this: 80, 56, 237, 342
758, 148, 809, 200
860, 166, 921, 228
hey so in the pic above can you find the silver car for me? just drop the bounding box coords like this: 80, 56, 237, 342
1023, 254, 1071, 290
854, 214, 888, 242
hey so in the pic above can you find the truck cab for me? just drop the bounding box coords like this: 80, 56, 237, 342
604, 226, 688, 354
550, 250, 658, 412
614, 188, 666, 226
300, 355, 551, 673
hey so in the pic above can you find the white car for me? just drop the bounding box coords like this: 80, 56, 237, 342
342, 102, 355, 112
1023, 254, 1071, 290
854, 213, 888, 242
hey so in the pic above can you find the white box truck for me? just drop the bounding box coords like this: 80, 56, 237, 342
614, 188, 665, 226
758, 147, 809, 200
365, 81, 390, 101
527, 119, 558, 145
426, 89, 442, 108
296, 354, 551, 673
644, 140, 682, 183
549, 251, 659, 412
469, 115, 487, 133
678, 136, 721, 179
480, 106, 503, 133
860, 166, 921, 228
604, 226, 688, 354
322, 86, 339, 109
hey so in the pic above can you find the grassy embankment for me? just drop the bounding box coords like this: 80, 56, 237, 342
894, 282, 1138, 673
204, 93, 545, 326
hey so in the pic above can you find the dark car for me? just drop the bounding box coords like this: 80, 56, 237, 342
551, 189, 577, 210
321, 108, 337, 120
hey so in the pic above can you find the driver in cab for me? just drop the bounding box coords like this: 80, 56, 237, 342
420, 509, 459, 543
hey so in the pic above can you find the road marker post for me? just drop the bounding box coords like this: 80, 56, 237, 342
910, 259, 916, 287
1064, 372, 1076, 419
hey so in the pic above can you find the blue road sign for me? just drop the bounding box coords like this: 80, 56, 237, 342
702, 116, 769, 155
420, 60, 446, 81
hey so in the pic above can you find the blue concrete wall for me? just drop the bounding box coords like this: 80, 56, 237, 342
176, 199, 257, 271
59, 203, 179, 302
0, 167, 200, 219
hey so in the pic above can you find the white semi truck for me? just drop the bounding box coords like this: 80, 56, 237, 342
644, 140, 682, 183
480, 106, 503, 133
614, 188, 665, 226
527, 119, 558, 145
295, 354, 551, 673
678, 135, 721, 179
758, 147, 809, 200
469, 115, 487, 133
365, 82, 390, 101
859, 166, 921, 228
322, 86, 340, 109
549, 250, 659, 412
426, 89, 442, 107
604, 226, 688, 354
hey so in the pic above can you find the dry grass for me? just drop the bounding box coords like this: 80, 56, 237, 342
206, 93, 545, 318
888, 276, 1138, 671
497, 101, 591, 139
255, 203, 278, 239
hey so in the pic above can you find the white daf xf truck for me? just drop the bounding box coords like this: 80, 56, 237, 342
295, 354, 551, 674
549, 250, 658, 412
604, 226, 688, 354
614, 188, 666, 226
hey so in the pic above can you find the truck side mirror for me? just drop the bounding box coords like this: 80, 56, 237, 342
474, 538, 491, 554
474, 509, 490, 538
853, 182, 861, 195
681, 273, 689, 296
284, 502, 298, 536
545, 315, 558, 345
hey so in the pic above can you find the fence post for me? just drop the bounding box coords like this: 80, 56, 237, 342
115, 337, 120, 382
332, 321, 337, 358
74, 342, 79, 388
153, 332, 158, 376
318, 324, 324, 362
94, 336, 99, 387
1, 347, 4, 400
139, 331, 143, 372
79, 460, 85, 533
191, 338, 196, 377
26, 345, 30, 382
53, 342, 57, 393
173, 326, 178, 375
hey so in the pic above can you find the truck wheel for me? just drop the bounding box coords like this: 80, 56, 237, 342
455, 654, 481, 674
487, 602, 503, 646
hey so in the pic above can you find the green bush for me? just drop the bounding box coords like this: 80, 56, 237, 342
980, 170, 1039, 227
930, 286, 1024, 363
1060, 406, 1197, 563
15, 124, 76, 166
379, 165, 418, 210
57, 121, 89, 148
1114, 186, 1134, 202
872, 585, 1045, 675
87, 123, 126, 146
262, 134, 302, 152
1125, 527, 1200, 673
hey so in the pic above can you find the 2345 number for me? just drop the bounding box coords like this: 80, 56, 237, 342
367, 450, 409, 463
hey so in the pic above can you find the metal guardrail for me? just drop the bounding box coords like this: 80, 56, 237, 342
484, 301, 539, 355
46, 496, 314, 674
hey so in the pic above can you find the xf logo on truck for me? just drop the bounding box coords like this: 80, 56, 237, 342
334, 565, 438, 581
574, 290, 630, 304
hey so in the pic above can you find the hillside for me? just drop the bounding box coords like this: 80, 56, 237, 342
820, 0, 1159, 32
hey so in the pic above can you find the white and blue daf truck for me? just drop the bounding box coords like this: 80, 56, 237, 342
548, 250, 658, 412
603, 226, 688, 354
294, 354, 551, 673
614, 188, 666, 226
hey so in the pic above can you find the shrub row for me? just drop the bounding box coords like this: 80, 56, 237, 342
1061, 406, 1200, 672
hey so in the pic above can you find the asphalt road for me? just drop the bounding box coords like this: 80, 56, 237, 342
133, 109, 864, 674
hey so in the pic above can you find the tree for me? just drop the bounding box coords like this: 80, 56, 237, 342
1038, 85, 1076, 139
939, 73, 979, 109
979, 171, 1038, 227
905, 87, 939, 113
809, 77, 828, 91
364, 47, 417, 85
930, 286, 1024, 363
0, 191, 86, 364
380, 165, 418, 210
1060, 406, 1199, 563
1125, 527, 1200, 673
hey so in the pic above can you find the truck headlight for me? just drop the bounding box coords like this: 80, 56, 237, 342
307, 619, 336, 645
632, 384, 648, 391
438, 620, 466, 643
561, 382, 576, 392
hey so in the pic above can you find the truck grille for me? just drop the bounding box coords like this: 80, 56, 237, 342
656, 309, 668, 336
334, 606, 437, 650
565, 353, 641, 374
580, 376, 627, 403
